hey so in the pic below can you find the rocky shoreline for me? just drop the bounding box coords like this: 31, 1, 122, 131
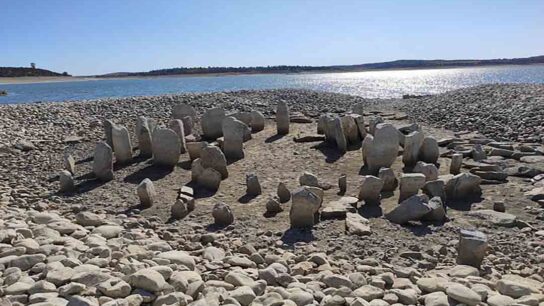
0, 85, 543, 306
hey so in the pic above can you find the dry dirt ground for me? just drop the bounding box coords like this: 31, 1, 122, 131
53, 114, 542, 270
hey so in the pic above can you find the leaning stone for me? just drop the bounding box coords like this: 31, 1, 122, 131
59, 170, 74, 193
93, 142, 114, 181
450, 153, 463, 175
246, 173, 262, 196
64, 154, 75, 175
420, 136, 439, 164
277, 182, 291, 203
341, 115, 360, 145
445, 173, 482, 200
346, 213, 371, 236
323, 114, 336, 142
168, 119, 187, 154
200, 145, 228, 179
202, 107, 226, 140
290, 187, 321, 228
137, 178, 155, 208
212, 202, 234, 226
338, 174, 347, 195
457, 229, 487, 268
112, 125, 132, 163
378, 168, 397, 192
402, 131, 424, 167
362, 123, 399, 174
222, 116, 246, 160
191, 158, 205, 182
152, 128, 181, 167
103, 119, 115, 148
358, 176, 383, 204
413, 161, 439, 181
333, 117, 347, 153
386, 195, 431, 224
399, 173, 426, 202
250, 111, 265, 132
276, 101, 290, 135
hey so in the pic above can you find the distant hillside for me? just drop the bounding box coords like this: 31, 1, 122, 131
0, 67, 70, 77
97, 55, 544, 78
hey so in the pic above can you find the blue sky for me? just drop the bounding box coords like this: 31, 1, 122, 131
1, 0, 543, 76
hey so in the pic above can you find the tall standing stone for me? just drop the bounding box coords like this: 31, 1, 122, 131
222, 117, 246, 160
202, 107, 226, 140
137, 178, 156, 208
276, 101, 290, 135
450, 153, 463, 175
200, 145, 228, 179
290, 187, 321, 228
403, 131, 424, 168
338, 174, 347, 195
420, 136, 439, 164
112, 125, 133, 164
368, 116, 384, 135
103, 119, 115, 148
333, 117, 347, 153
181, 116, 194, 136
152, 128, 181, 167
350, 114, 366, 140
136, 119, 153, 158
362, 123, 399, 174
93, 142, 113, 181
168, 119, 187, 154
341, 116, 360, 145
250, 110, 265, 132
324, 115, 336, 143
457, 229, 488, 268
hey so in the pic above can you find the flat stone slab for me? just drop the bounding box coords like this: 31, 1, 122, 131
520, 155, 544, 163
468, 210, 517, 227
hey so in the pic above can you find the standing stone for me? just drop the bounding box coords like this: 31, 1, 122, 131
152, 128, 181, 167
277, 182, 291, 203
413, 161, 439, 181
172, 103, 197, 121
450, 153, 463, 175
457, 229, 488, 268
333, 117, 347, 153
191, 158, 205, 182
338, 174, 347, 195
137, 178, 156, 208
250, 111, 265, 132
181, 116, 194, 136
199, 168, 222, 191
112, 125, 132, 164
403, 131, 424, 168
222, 117, 246, 160
276, 101, 290, 135
399, 173, 426, 202
420, 136, 439, 164
137, 123, 153, 158
472, 144, 487, 161
341, 116, 360, 145
352, 103, 364, 116
64, 154, 76, 175
232, 111, 253, 126
290, 187, 321, 228
368, 116, 384, 135
423, 180, 446, 202
168, 119, 187, 154
59, 170, 74, 193
358, 176, 384, 204
202, 107, 226, 140
445, 173, 482, 200
246, 173, 262, 196
386, 195, 432, 224
200, 145, 228, 179
266, 197, 283, 213
378, 168, 398, 192
187, 142, 205, 160
322, 114, 336, 143
362, 123, 399, 174
93, 142, 114, 181
317, 115, 327, 135
103, 119, 115, 148
212, 202, 234, 226
350, 114, 366, 140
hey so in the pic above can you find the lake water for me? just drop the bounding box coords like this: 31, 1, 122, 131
1, 65, 544, 104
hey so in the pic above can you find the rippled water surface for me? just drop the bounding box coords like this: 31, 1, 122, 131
1, 65, 544, 104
